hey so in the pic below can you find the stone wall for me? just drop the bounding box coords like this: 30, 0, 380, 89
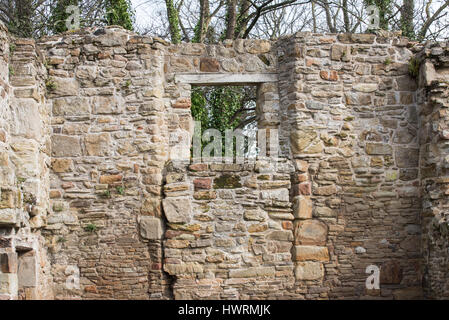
0, 25, 53, 299
0, 23, 448, 299
417, 41, 449, 299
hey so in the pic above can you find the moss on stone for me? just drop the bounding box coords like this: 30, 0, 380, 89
213, 174, 242, 189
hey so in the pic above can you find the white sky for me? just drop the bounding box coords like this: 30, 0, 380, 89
131, 0, 164, 31
130, 0, 449, 40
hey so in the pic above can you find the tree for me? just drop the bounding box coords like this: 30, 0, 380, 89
165, 0, 181, 43
191, 85, 257, 155
400, 0, 415, 39
225, 0, 237, 39
0, 0, 43, 37
104, 0, 135, 30
363, 0, 393, 30
48, 0, 80, 34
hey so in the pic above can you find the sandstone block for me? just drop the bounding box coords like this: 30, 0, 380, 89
50, 78, 79, 97
293, 196, 312, 219
139, 216, 163, 240
295, 219, 328, 245
0, 273, 18, 295
0, 252, 18, 273
99, 174, 122, 184
164, 262, 203, 276
85, 133, 111, 156
229, 266, 275, 278
293, 245, 329, 262
51, 159, 73, 173
51, 135, 81, 157
173, 98, 191, 109
365, 143, 392, 155
331, 44, 351, 61
193, 178, 212, 190
141, 197, 161, 216
244, 40, 271, 54
93, 95, 125, 114
17, 254, 36, 287
395, 147, 419, 168
295, 262, 324, 280
10, 99, 42, 140
162, 197, 192, 224
200, 58, 220, 72
266, 230, 294, 241
193, 191, 217, 200
0, 190, 15, 209
213, 175, 242, 189
52, 97, 90, 116
380, 260, 403, 285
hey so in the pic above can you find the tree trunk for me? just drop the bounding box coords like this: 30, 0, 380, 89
194, 0, 210, 43
225, 0, 237, 39
311, 0, 317, 33
15, 0, 34, 37
342, 0, 350, 32
321, 0, 336, 33
165, 0, 181, 44
236, 0, 250, 38
400, 0, 414, 39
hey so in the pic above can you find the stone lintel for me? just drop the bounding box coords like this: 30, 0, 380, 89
175, 73, 278, 85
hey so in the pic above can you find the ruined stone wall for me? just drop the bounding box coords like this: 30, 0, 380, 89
0, 25, 53, 299
417, 41, 449, 299
1, 23, 449, 299
286, 32, 422, 299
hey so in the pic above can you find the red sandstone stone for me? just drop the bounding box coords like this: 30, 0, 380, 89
189, 163, 208, 171
320, 70, 338, 81
99, 174, 123, 184
193, 178, 212, 190
173, 98, 191, 108
200, 57, 220, 72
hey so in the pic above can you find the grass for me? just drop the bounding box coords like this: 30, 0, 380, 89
84, 223, 98, 233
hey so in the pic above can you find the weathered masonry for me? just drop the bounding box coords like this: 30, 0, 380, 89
1, 22, 449, 299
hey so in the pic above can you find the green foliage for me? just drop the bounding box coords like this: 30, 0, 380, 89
104, 0, 135, 31
48, 0, 79, 34
57, 237, 67, 243
408, 57, 420, 79
9, 44, 16, 54
384, 57, 392, 65
6, 0, 34, 38
123, 79, 131, 88
16, 177, 26, 184
84, 223, 98, 232
100, 189, 111, 198
116, 186, 125, 195
165, 0, 181, 44
8, 65, 14, 76
23, 193, 36, 205
192, 86, 248, 133
46, 78, 57, 92
53, 203, 64, 212
191, 87, 209, 131
364, 0, 392, 30
191, 86, 256, 157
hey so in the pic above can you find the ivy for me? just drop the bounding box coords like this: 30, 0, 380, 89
104, 0, 135, 31
165, 0, 181, 44
48, 0, 80, 34
364, 0, 392, 30
191, 86, 256, 157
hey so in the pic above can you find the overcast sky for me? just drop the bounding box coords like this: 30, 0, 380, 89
130, 0, 449, 40
131, 0, 163, 31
